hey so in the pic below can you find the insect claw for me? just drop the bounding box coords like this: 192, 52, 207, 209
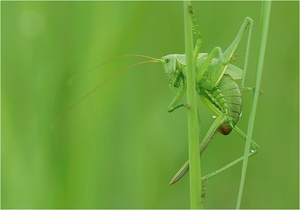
189, 5, 194, 14
184, 103, 191, 109
229, 54, 238, 63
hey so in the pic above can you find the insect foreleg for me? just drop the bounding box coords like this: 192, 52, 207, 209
167, 84, 187, 113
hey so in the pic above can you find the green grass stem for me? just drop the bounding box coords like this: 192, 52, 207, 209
236, 1, 272, 209
183, 1, 202, 208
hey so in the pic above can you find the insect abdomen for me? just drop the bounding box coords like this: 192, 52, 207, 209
199, 74, 242, 134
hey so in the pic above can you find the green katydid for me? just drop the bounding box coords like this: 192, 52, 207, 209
158, 16, 260, 185
122, 16, 258, 185
54, 16, 260, 186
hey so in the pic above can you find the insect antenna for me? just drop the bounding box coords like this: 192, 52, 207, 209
68, 54, 159, 85
122, 54, 159, 61
52, 59, 159, 128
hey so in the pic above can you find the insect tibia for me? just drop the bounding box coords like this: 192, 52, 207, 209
173, 76, 183, 88
241, 87, 263, 95
167, 103, 185, 113
241, 86, 253, 92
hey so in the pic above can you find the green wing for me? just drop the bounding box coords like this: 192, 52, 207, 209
225, 64, 243, 80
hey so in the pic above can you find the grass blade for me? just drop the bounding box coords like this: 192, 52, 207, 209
183, 1, 202, 208
236, 1, 272, 209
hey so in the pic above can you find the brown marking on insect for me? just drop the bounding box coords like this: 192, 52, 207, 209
218, 123, 232, 135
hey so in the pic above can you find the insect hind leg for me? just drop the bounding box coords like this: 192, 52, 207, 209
201, 125, 259, 182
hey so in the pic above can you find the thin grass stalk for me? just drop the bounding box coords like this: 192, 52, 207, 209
183, 1, 202, 208
236, 1, 272, 209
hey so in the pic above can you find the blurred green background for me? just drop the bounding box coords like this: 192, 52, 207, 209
2, 1, 299, 209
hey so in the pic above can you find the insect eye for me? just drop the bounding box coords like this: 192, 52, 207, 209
165, 58, 170, 63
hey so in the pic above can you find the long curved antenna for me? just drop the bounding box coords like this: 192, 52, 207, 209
52, 60, 160, 128
123, 54, 159, 61
68, 54, 159, 85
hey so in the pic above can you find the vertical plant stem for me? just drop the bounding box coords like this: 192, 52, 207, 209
236, 1, 272, 209
183, 1, 202, 208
